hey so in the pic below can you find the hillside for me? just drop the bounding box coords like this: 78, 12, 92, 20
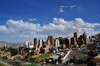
0, 41, 21, 48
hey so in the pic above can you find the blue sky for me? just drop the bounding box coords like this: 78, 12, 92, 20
0, 0, 100, 43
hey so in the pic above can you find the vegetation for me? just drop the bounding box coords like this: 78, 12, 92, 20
2, 56, 7, 60
0, 62, 6, 66
7, 47, 18, 56
32, 54, 55, 59
87, 60, 96, 66
88, 51, 98, 58
87, 44, 98, 58
25, 64, 38, 66
25, 55, 29, 59
87, 44, 97, 50
87, 44, 98, 66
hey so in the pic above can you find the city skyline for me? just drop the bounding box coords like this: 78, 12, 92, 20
0, 0, 100, 43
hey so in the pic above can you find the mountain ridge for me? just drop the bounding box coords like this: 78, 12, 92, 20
0, 41, 22, 48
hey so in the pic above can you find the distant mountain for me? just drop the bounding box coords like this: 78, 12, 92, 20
0, 41, 21, 48
14, 42, 24, 45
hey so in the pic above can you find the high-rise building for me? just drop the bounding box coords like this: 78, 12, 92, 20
71, 37, 76, 45
54, 39, 60, 48
38, 39, 43, 47
67, 37, 71, 45
57, 37, 67, 46
83, 32, 87, 44
83, 32, 87, 40
74, 32, 79, 40
86, 38, 90, 45
47, 40, 51, 45
47, 35, 54, 45
34, 38, 37, 46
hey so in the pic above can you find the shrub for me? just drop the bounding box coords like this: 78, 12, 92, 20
87, 60, 96, 66
2, 56, 7, 60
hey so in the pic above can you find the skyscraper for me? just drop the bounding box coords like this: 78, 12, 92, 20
54, 39, 60, 48
83, 32, 87, 40
67, 37, 71, 45
71, 37, 76, 45
38, 39, 43, 47
58, 37, 67, 45
83, 32, 87, 44
74, 32, 79, 40
34, 38, 37, 46
47, 35, 54, 45
47, 40, 51, 45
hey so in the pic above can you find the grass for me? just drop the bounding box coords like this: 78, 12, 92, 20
32, 54, 56, 59
0, 62, 6, 66
25, 64, 38, 66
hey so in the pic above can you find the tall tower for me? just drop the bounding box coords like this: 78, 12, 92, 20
74, 32, 79, 40
71, 37, 76, 45
38, 39, 43, 47
83, 32, 87, 44
47, 35, 54, 45
67, 37, 71, 45
83, 32, 87, 40
54, 39, 60, 48
34, 38, 37, 46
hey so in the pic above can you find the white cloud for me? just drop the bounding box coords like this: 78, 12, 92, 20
41, 17, 100, 37
60, 8, 64, 12
0, 17, 100, 42
60, 5, 68, 12
0, 26, 8, 34
29, 18, 36, 21
61, 6, 68, 8
59, 5, 76, 12
70, 5, 76, 8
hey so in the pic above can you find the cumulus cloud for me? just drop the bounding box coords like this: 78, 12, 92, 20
0, 17, 100, 42
70, 5, 76, 8
0, 26, 8, 34
60, 5, 68, 12
29, 18, 36, 21
41, 17, 100, 37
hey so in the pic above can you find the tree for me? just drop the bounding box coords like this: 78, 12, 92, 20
87, 51, 98, 66
88, 51, 98, 58
2, 56, 7, 60
8, 47, 18, 56
87, 60, 96, 66
87, 44, 97, 50
25, 55, 29, 60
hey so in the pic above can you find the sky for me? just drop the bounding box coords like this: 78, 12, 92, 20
0, 0, 100, 43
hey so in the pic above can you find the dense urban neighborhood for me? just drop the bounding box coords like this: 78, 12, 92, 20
0, 32, 100, 66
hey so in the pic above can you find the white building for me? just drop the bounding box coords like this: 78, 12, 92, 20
38, 39, 43, 47
47, 40, 51, 45
74, 32, 79, 40
23, 42, 34, 48
54, 39, 60, 48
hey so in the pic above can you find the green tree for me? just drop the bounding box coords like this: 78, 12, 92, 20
87, 44, 97, 50
87, 51, 98, 66
87, 44, 98, 66
88, 51, 98, 58
2, 56, 7, 60
8, 47, 18, 56
25, 55, 29, 59
87, 60, 96, 66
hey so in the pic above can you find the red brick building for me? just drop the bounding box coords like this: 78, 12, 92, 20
43, 45, 51, 53
47, 35, 54, 46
